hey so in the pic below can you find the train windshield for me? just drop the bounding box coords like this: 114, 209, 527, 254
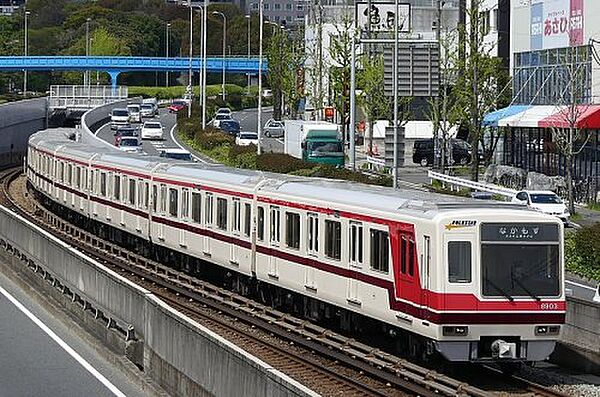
480, 223, 560, 298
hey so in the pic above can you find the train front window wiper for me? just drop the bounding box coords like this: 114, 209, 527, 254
512, 276, 541, 301
484, 277, 514, 302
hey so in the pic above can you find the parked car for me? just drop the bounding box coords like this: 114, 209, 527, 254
110, 108, 130, 130
140, 103, 156, 118
118, 136, 142, 153
168, 100, 187, 113
263, 119, 284, 138
219, 119, 241, 136
594, 283, 600, 303
511, 190, 570, 224
159, 148, 194, 161
213, 113, 232, 128
114, 126, 139, 146
127, 104, 142, 123
141, 121, 164, 140
236, 131, 259, 146
412, 138, 474, 167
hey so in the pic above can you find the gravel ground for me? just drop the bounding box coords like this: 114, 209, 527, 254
519, 363, 600, 397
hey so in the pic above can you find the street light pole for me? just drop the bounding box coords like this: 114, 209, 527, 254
188, 0, 193, 118
257, 0, 264, 154
166, 22, 171, 87
197, 6, 204, 111
201, 0, 208, 129
85, 18, 90, 89
392, 0, 399, 189
349, 39, 356, 171
23, 10, 30, 97
246, 15, 251, 96
212, 11, 227, 102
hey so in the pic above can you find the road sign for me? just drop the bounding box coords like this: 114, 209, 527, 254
384, 126, 404, 168
383, 42, 439, 98
355, 2, 410, 33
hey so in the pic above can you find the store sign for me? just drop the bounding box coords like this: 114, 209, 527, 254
481, 223, 559, 242
530, 0, 584, 50
355, 2, 410, 33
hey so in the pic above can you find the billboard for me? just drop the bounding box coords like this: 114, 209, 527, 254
355, 2, 410, 33
530, 0, 584, 50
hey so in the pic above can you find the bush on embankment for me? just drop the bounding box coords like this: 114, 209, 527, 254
565, 223, 600, 282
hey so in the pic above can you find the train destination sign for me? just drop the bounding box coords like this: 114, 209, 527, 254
481, 223, 559, 242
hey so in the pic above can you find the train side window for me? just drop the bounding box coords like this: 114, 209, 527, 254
408, 239, 415, 276
285, 212, 300, 250
257, 206, 265, 241
400, 237, 407, 274
143, 182, 149, 209
169, 188, 178, 217
191, 192, 201, 223
324, 220, 341, 260
270, 206, 280, 244
76, 167, 81, 189
152, 184, 158, 213
217, 197, 228, 230
113, 175, 120, 200
232, 199, 241, 233
122, 176, 129, 202
370, 229, 389, 273
160, 184, 167, 214
244, 203, 251, 237
181, 188, 189, 219
90, 169, 95, 193
205, 193, 214, 225
128, 179, 136, 206
448, 241, 472, 283
349, 222, 363, 266
67, 164, 73, 186
307, 213, 319, 255
100, 172, 107, 197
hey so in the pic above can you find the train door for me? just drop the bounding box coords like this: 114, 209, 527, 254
305, 213, 319, 289
203, 193, 213, 255
179, 188, 189, 247
393, 230, 420, 304
268, 205, 280, 278
230, 198, 241, 264
420, 235, 431, 315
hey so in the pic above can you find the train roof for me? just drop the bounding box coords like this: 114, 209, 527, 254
29, 127, 536, 220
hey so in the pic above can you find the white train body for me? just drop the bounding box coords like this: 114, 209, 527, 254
27, 128, 566, 363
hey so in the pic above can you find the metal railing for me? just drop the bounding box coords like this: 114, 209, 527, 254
428, 170, 517, 198
48, 85, 128, 110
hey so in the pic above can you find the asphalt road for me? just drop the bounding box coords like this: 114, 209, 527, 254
231, 107, 284, 154
0, 263, 150, 397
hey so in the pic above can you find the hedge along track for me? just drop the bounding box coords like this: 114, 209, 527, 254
6, 168, 560, 397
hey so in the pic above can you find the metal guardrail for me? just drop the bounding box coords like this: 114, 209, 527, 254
428, 170, 517, 198
48, 85, 128, 110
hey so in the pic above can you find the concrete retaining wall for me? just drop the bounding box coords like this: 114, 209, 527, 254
0, 98, 47, 168
0, 205, 314, 397
551, 297, 600, 373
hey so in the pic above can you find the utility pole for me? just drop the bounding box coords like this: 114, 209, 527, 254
434, 0, 442, 170
166, 22, 171, 87
392, 0, 399, 189
246, 15, 251, 96
188, 0, 193, 118
23, 10, 30, 97
85, 18, 91, 90
316, 0, 323, 119
349, 39, 356, 171
257, 0, 264, 154
212, 11, 227, 102
202, 0, 208, 129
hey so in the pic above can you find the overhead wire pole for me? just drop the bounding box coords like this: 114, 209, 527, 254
349, 38, 356, 171
257, 0, 264, 155
166, 22, 171, 87
392, 0, 399, 189
212, 11, 227, 102
246, 15, 251, 96
23, 10, 30, 97
197, 6, 204, 111
202, 0, 208, 129
187, 0, 193, 118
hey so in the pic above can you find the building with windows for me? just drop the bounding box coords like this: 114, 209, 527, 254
247, 0, 308, 25
479, 0, 510, 67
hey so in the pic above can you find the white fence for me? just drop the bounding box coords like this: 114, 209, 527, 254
48, 85, 128, 110
428, 170, 517, 198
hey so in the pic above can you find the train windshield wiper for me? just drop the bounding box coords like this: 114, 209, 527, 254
485, 277, 514, 302
511, 276, 541, 301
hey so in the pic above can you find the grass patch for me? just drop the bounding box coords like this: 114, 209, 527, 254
587, 202, 600, 212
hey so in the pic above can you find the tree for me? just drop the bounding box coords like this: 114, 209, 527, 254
266, 27, 291, 120
454, 0, 503, 181
358, 54, 389, 152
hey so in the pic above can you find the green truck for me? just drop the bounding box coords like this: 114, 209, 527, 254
283, 120, 345, 166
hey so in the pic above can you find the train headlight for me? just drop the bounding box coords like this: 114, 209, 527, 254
535, 325, 560, 336
442, 326, 469, 336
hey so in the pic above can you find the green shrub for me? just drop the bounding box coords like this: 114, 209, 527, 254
573, 224, 600, 278
256, 153, 313, 174
565, 231, 600, 281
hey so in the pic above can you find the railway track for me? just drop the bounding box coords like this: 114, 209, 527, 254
0, 168, 573, 397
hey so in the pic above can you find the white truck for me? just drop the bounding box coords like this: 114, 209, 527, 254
283, 120, 344, 166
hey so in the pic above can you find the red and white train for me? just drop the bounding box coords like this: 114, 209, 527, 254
27, 128, 566, 365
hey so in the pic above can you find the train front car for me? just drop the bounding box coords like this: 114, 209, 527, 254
431, 205, 565, 365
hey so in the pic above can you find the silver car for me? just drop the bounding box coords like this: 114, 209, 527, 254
263, 119, 284, 138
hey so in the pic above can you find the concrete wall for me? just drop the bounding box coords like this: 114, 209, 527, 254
551, 297, 600, 373
0, 98, 47, 168
0, 205, 315, 397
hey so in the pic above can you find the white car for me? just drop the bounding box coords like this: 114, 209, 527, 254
511, 190, 570, 223
235, 132, 259, 146
215, 107, 232, 117
213, 113, 232, 129
593, 284, 600, 303
160, 148, 194, 161
118, 136, 142, 153
127, 104, 142, 123
110, 108, 130, 130
141, 121, 164, 140
140, 103, 156, 118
